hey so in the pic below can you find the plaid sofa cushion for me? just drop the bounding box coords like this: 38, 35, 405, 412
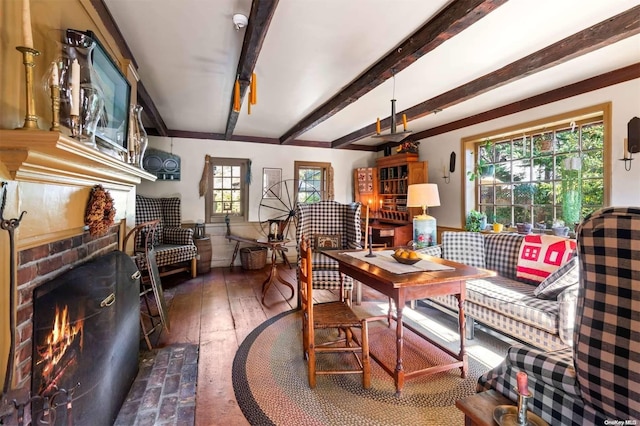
574, 206, 640, 421
534, 256, 579, 299
441, 232, 485, 268
311, 269, 354, 291
484, 233, 524, 280
134, 243, 198, 270
313, 252, 339, 270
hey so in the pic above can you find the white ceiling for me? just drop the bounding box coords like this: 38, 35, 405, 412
104, 0, 640, 148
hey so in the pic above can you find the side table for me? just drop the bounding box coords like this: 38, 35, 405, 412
194, 235, 212, 274
455, 389, 513, 426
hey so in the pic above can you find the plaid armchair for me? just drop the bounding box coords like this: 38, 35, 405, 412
134, 195, 198, 278
478, 207, 640, 425
295, 201, 362, 300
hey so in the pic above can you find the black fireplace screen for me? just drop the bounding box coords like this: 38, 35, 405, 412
31, 251, 140, 426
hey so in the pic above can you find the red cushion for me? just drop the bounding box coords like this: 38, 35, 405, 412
516, 234, 576, 283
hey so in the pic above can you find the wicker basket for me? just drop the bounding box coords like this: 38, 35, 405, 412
240, 246, 267, 270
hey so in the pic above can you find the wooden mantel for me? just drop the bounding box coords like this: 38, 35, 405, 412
0, 130, 155, 187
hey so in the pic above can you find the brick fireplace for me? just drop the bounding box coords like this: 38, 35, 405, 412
0, 129, 156, 425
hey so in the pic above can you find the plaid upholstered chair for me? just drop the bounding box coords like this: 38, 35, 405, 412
477, 207, 640, 425
133, 195, 198, 278
295, 201, 362, 302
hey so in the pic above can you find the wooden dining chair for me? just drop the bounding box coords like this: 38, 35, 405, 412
299, 236, 371, 389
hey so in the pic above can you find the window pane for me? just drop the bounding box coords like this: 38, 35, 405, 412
582, 123, 604, 150
514, 206, 530, 224
512, 160, 530, 182
513, 136, 530, 159
495, 185, 511, 205
513, 183, 533, 205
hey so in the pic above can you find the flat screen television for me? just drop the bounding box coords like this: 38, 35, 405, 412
69, 29, 131, 153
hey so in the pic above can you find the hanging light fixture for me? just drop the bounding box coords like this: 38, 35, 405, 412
372, 69, 412, 142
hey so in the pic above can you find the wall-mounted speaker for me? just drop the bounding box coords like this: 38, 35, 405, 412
628, 117, 640, 154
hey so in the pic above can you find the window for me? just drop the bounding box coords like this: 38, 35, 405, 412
465, 105, 609, 228
204, 158, 249, 222
294, 161, 333, 203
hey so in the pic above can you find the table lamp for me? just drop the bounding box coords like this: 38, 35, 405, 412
406, 183, 440, 248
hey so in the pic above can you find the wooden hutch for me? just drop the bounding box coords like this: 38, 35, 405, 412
354, 153, 428, 247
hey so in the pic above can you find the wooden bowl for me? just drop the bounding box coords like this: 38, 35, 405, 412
391, 254, 420, 265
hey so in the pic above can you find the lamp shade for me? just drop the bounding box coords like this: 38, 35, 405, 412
406, 183, 440, 209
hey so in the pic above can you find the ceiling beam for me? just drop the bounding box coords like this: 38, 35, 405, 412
409, 63, 640, 142
278, 0, 508, 145
332, 5, 640, 148
137, 81, 168, 137
224, 0, 280, 140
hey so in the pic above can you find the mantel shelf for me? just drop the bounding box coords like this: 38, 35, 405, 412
0, 129, 156, 187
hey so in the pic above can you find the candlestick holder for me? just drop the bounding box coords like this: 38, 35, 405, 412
15, 46, 41, 130
619, 153, 633, 171
365, 231, 376, 258
493, 389, 548, 425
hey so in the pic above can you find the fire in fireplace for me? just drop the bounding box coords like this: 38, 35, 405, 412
31, 251, 140, 425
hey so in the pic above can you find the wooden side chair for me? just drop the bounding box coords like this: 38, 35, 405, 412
299, 236, 371, 389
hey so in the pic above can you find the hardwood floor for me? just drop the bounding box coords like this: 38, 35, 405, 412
151, 263, 356, 426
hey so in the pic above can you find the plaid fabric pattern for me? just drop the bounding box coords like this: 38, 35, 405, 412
441, 232, 486, 268
135, 195, 197, 273
484, 233, 524, 279
534, 256, 579, 299
477, 346, 605, 426
557, 284, 578, 345
295, 201, 361, 292
574, 206, 640, 421
416, 245, 442, 257
478, 207, 640, 426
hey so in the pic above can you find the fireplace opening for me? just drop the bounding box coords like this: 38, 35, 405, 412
31, 251, 140, 425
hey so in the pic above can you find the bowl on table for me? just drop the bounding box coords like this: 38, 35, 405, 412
391, 253, 421, 265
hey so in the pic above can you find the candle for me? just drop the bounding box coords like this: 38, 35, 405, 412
402, 113, 408, 131
70, 59, 80, 116
379, 199, 383, 210
624, 138, 629, 159
250, 72, 257, 105
49, 62, 59, 87
22, 0, 33, 49
516, 371, 528, 395
376, 117, 381, 135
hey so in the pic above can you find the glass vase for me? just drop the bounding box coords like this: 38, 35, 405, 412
129, 104, 148, 168
56, 29, 105, 148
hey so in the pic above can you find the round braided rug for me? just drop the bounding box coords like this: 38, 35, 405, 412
232, 306, 509, 425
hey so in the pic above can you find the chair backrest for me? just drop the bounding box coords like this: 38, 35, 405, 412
295, 201, 361, 252
298, 236, 313, 329
574, 206, 640, 421
441, 231, 486, 268
136, 195, 183, 245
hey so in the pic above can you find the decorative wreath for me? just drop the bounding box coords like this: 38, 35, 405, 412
84, 185, 116, 236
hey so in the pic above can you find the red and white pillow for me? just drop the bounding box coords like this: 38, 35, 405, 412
516, 234, 576, 283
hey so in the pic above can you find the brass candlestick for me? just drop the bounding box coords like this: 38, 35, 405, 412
50, 85, 60, 131
16, 46, 41, 130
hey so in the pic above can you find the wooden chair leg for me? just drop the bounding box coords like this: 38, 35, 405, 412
361, 320, 371, 389
191, 257, 197, 278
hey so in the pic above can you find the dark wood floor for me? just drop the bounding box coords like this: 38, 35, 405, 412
152, 263, 364, 426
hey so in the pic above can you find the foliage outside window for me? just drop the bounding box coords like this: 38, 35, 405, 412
204, 158, 249, 222
472, 115, 605, 229
294, 161, 333, 203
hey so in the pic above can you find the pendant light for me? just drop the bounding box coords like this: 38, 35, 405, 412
372, 69, 412, 142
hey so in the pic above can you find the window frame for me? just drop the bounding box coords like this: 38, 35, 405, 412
462, 103, 611, 227
294, 161, 332, 202
204, 157, 249, 223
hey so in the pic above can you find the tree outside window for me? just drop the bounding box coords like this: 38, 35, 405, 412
204, 158, 249, 222
473, 115, 605, 229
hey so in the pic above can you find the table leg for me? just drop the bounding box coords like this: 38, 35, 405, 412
261, 248, 295, 305
456, 291, 468, 379
230, 241, 241, 269
394, 296, 405, 396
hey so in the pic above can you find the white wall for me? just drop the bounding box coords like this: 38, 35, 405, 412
138, 137, 376, 223
419, 78, 640, 229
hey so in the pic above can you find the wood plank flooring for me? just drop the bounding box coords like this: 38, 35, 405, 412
152, 263, 356, 426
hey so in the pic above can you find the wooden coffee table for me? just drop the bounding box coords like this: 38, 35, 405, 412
455, 389, 513, 426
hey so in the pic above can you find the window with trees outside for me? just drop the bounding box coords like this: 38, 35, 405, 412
467, 105, 609, 230
294, 161, 333, 203
204, 158, 249, 223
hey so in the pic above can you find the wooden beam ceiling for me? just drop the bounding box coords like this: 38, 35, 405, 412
278, 0, 507, 146
224, 0, 279, 140
137, 81, 168, 137
332, 5, 640, 148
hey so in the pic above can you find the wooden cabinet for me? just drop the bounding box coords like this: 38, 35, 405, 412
354, 153, 428, 247
376, 153, 428, 223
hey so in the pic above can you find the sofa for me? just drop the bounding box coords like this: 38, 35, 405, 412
421, 231, 578, 351
477, 207, 640, 425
